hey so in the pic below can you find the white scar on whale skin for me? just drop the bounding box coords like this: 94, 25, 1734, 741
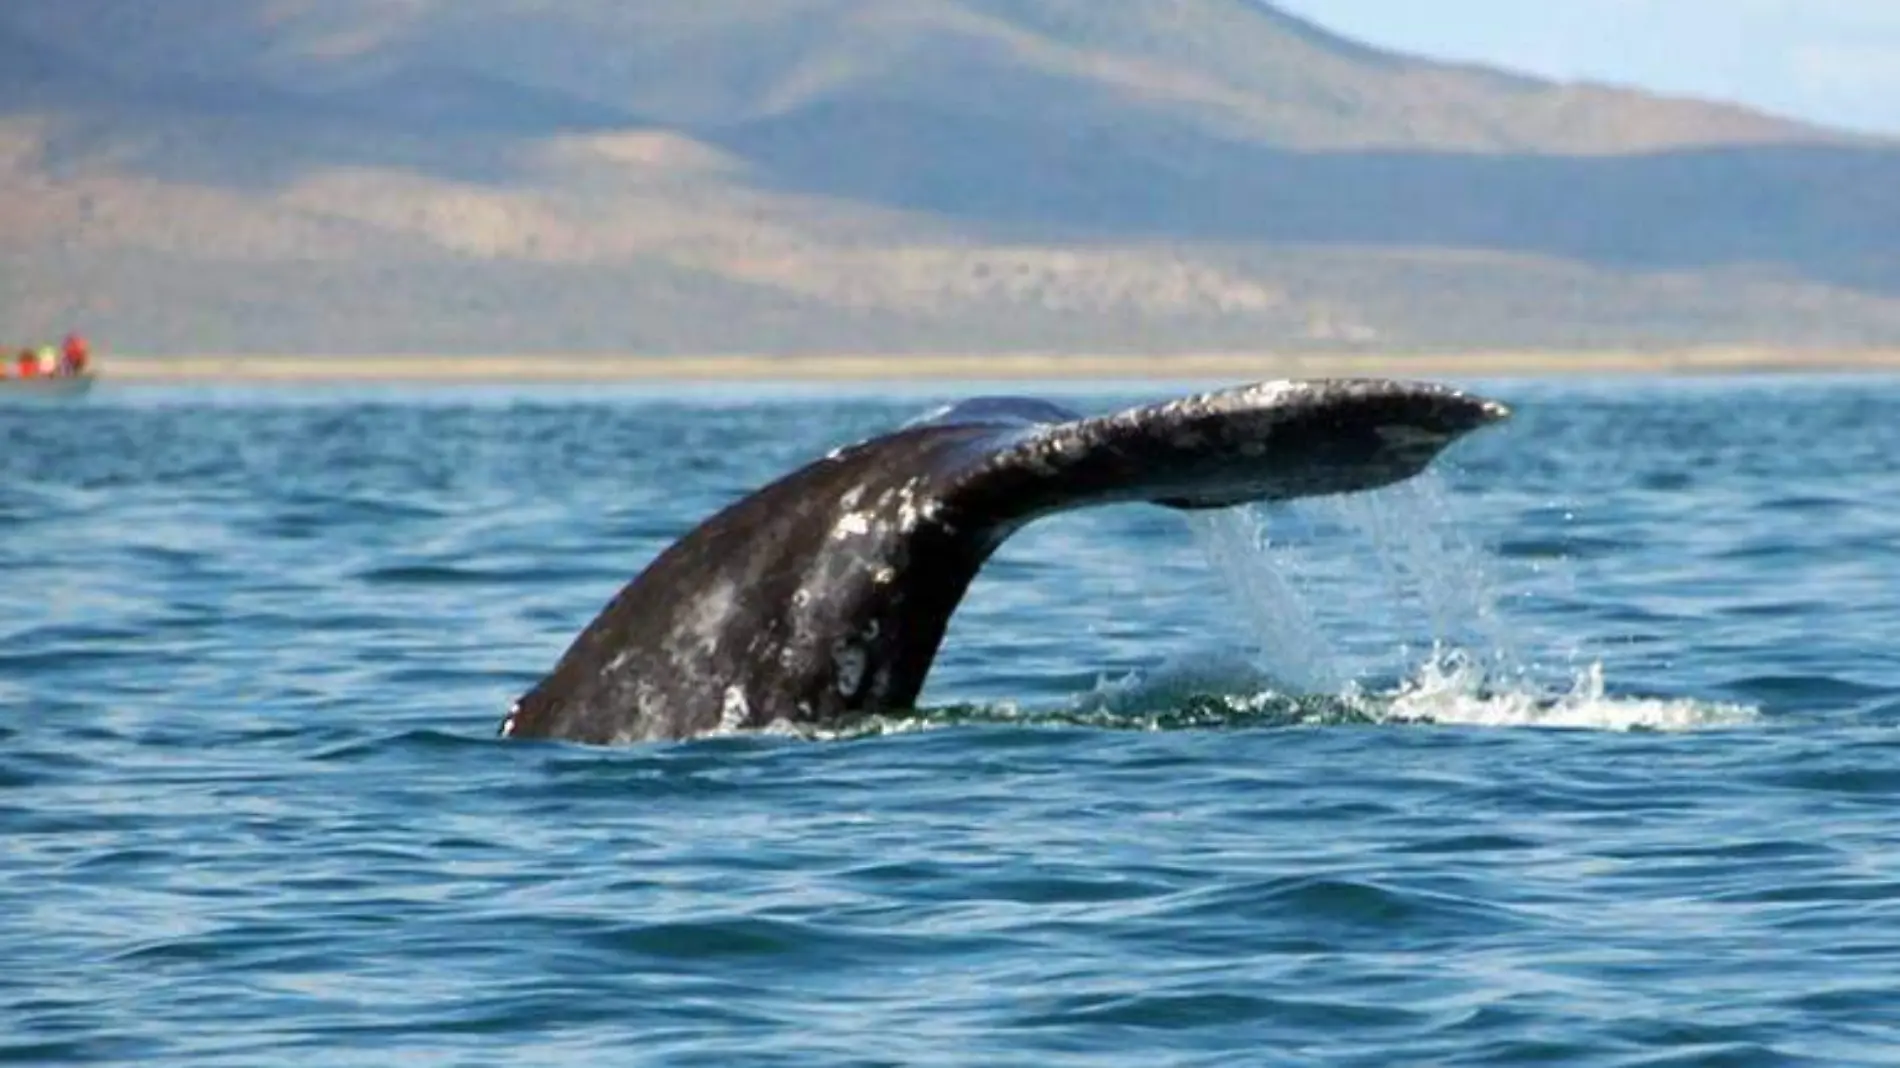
833, 512, 875, 540
833, 642, 867, 698
718, 686, 750, 733
686, 582, 737, 658
893, 478, 942, 533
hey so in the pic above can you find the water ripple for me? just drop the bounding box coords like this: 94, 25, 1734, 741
5, 380, 1900, 1065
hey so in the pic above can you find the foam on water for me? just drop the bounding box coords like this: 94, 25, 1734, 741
1050, 647, 1755, 734
1367, 649, 1757, 732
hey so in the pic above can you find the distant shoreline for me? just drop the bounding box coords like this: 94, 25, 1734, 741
94, 349, 1900, 385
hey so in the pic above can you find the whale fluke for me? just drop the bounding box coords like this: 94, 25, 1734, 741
503, 379, 1509, 745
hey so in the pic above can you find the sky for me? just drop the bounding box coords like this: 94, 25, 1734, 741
1273, 0, 1900, 135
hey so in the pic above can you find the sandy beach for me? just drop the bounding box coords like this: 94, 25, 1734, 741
90, 348, 1900, 385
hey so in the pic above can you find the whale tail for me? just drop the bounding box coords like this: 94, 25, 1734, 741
506, 378, 1510, 744
929, 378, 1509, 529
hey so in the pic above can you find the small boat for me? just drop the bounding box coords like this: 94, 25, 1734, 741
3, 331, 98, 399
0, 372, 95, 399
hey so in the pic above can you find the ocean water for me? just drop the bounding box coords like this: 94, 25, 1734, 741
4, 375, 1899, 1066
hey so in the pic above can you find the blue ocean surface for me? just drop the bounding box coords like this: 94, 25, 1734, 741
4, 375, 1899, 1066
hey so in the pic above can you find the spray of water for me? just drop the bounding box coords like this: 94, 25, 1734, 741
1184, 508, 1345, 692
1173, 473, 1755, 733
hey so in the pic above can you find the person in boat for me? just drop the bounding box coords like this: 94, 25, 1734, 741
61, 333, 90, 376
16, 348, 40, 378
35, 345, 58, 377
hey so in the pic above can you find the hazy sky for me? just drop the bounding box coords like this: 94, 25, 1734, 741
1274, 0, 1900, 134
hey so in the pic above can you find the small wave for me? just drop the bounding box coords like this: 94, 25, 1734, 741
823, 647, 1760, 740
1046, 644, 1754, 734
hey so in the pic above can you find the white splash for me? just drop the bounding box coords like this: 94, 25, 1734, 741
1362, 649, 1756, 733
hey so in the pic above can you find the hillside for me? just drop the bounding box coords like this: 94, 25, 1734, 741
3, 0, 1899, 356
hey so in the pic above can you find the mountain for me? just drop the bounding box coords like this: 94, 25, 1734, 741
3, 0, 1899, 356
